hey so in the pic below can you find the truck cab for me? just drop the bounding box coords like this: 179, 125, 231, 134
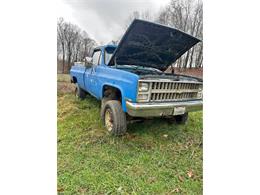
70, 19, 203, 135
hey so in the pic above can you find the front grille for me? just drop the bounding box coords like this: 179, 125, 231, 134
138, 80, 202, 102
151, 82, 200, 90
150, 81, 201, 102
150, 91, 198, 101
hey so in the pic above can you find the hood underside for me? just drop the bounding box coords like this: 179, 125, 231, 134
108, 19, 201, 71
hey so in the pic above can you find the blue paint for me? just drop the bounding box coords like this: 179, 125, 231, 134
70, 20, 201, 113
70, 45, 139, 112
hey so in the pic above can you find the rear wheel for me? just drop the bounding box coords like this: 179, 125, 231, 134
167, 112, 189, 124
75, 83, 86, 100
101, 100, 127, 136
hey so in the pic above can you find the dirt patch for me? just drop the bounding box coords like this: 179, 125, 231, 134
57, 82, 75, 94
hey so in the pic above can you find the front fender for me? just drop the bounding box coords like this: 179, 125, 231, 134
101, 82, 137, 112
98, 67, 139, 112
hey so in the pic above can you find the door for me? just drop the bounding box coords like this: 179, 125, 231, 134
84, 49, 101, 97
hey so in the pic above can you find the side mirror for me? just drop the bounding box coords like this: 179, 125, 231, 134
85, 57, 93, 68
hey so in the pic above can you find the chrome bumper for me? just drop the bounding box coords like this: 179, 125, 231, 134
126, 100, 203, 117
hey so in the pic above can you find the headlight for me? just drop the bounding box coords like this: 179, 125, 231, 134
137, 94, 149, 101
138, 82, 149, 92
197, 86, 203, 99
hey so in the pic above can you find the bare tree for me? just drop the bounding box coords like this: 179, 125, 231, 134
64, 23, 78, 70
124, 10, 154, 30
81, 31, 96, 59
57, 18, 96, 73
57, 18, 66, 73
157, 0, 203, 68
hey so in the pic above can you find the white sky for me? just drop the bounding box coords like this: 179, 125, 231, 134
57, 0, 170, 44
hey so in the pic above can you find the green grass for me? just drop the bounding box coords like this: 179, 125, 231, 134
57, 75, 203, 194
58, 74, 71, 83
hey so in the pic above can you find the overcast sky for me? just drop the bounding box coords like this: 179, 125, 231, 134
57, 0, 170, 44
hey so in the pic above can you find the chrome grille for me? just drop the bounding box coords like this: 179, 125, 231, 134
150, 91, 198, 101
138, 80, 202, 102
150, 81, 201, 102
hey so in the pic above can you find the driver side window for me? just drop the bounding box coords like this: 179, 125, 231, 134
92, 50, 101, 66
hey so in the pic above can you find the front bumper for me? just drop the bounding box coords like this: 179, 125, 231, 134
126, 100, 203, 117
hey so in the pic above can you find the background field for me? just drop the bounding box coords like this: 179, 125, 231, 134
57, 74, 203, 194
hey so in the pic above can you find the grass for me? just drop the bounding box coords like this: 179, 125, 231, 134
57, 74, 203, 194
58, 74, 72, 83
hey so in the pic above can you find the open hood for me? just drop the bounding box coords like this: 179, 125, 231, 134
108, 19, 201, 71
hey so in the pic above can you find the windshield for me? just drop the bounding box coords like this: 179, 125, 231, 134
105, 47, 116, 64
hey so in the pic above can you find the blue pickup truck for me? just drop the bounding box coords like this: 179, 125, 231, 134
70, 19, 203, 135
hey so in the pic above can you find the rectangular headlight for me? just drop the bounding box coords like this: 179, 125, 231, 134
138, 82, 149, 92
137, 94, 149, 101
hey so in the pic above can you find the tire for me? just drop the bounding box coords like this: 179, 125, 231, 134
75, 83, 86, 100
101, 100, 127, 136
101, 97, 110, 109
175, 112, 189, 124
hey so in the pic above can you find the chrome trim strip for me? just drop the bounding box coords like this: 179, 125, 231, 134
126, 100, 203, 117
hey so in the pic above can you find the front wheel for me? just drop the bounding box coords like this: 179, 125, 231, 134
101, 100, 127, 136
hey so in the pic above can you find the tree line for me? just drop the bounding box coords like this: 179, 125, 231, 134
57, 0, 202, 73
57, 18, 96, 73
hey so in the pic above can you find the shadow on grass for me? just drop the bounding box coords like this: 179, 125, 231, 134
127, 118, 180, 134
